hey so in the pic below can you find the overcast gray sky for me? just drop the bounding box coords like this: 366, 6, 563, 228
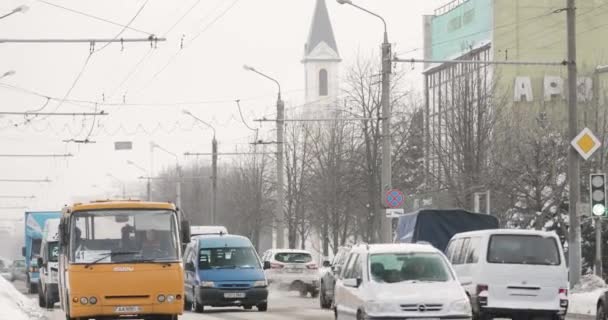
0, 0, 442, 218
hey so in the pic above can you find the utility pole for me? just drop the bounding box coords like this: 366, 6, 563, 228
243, 65, 285, 249
276, 96, 286, 248
379, 26, 393, 243
176, 165, 182, 209
566, 0, 581, 288
212, 137, 218, 225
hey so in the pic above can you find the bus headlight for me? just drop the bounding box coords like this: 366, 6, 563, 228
166, 295, 175, 303
157, 294, 166, 303
89, 297, 97, 305
80, 297, 89, 305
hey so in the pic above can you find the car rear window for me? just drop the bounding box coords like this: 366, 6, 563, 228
274, 252, 312, 263
488, 235, 561, 266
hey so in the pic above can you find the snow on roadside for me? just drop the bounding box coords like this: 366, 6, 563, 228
0, 277, 46, 320
570, 274, 607, 316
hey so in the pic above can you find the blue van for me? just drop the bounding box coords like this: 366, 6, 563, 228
183, 234, 268, 313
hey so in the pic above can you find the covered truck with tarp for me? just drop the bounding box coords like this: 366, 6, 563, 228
394, 209, 499, 252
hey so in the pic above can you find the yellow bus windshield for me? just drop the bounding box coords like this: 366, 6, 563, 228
69, 209, 179, 264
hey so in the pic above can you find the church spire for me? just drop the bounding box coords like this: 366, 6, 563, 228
304, 0, 339, 59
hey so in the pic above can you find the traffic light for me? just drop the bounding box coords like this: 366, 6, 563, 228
590, 173, 607, 217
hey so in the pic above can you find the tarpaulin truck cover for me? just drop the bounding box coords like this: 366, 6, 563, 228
394, 209, 499, 252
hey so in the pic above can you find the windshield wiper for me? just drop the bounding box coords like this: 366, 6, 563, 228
84, 251, 140, 268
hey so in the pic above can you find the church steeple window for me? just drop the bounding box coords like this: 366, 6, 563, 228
319, 69, 328, 96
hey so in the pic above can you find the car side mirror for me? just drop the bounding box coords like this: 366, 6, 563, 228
181, 220, 191, 244
263, 261, 271, 270
37, 257, 44, 268
332, 265, 342, 275
322, 260, 331, 268
343, 278, 361, 288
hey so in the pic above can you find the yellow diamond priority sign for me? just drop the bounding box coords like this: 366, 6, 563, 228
571, 128, 601, 160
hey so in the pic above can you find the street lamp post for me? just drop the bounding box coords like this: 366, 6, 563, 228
0, 70, 15, 80
127, 160, 151, 201
150, 143, 182, 209
244, 65, 286, 249
183, 110, 218, 225
0, 5, 28, 21
337, 0, 392, 243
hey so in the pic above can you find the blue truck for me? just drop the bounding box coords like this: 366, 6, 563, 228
22, 211, 61, 294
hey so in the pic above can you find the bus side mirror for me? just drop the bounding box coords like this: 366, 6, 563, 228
59, 220, 68, 247
181, 220, 191, 244
37, 257, 44, 268
263, 261, 271, 270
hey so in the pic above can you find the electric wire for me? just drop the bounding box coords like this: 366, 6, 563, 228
137, 0, 241, 93
36, 0, 153, 36
93, 0, 151, 54
235, 99, 258, 132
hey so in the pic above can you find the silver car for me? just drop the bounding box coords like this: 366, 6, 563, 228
319, 246, 351, 309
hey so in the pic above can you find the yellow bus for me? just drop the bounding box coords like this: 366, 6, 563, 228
57, 200, 190, 320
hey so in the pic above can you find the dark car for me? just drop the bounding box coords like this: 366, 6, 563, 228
319, 246, 351, 309
9, 259, 26, 282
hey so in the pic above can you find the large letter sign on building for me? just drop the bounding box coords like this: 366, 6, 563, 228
514, 77, 534, 102
544, 76, 565, 101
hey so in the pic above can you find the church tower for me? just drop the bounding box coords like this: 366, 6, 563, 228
303, 0, 341, 116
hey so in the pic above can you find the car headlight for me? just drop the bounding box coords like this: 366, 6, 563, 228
200, 281, 215, 288
253, 280, 268, 288
364, 301, 400, 315
449, 299, 472, 315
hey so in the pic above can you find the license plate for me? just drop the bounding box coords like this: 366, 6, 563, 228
224, 292, 246, 299
114, 306, 140, 313
287, 268, 303, 273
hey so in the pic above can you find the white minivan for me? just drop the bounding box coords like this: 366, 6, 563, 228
446, 229, 568, 320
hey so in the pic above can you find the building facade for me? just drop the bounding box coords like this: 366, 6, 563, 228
419, 0, 608, 211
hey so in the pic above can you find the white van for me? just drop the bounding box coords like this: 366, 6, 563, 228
446, 229, 568, 320
37, 218, 60, 308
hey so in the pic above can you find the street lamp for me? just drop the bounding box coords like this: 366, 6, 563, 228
244, 64, 285, 249
0, 70, 15, 80
0, 5, 29, 21
150, 142, 182, 209
126, 160, 151, 201
183, 110, 218, 225
337, 0, 392, 243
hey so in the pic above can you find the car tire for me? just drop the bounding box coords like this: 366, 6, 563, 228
356, 309, 367, 320
38, 287, 46, 308
183, 293, 192, 310
299, 286, 308, 297
310, 289, 319, 299
243, 305, 253, 310
320, 284, 331, 309
599, 303, 607, 320
191, 295, 204, 313
257, 303, 268, 312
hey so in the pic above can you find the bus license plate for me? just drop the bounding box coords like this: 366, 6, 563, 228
115, 306, 140, 313
224, 292, 246, 299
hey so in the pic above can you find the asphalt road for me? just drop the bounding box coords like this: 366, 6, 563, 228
13, 281, 333, 320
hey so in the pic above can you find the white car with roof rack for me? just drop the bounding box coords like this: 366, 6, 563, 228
334, 243, 471, 320
261, 249, 320, 298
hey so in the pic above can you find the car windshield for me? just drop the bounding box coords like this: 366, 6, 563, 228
199, 247, 260, 270
70, 209, 179, 264
48, 242, 59, 262
274, 252, 312, 263
369, 252, 453, 283
488, 235, 561, 265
